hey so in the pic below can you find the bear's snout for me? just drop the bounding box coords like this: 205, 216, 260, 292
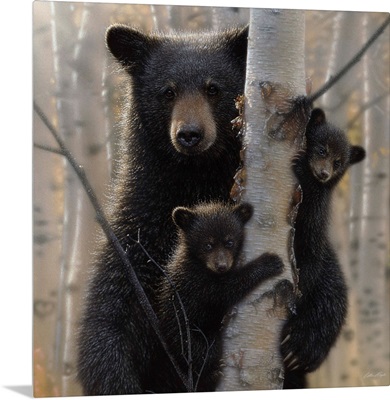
207, 248, 233, 274
170, 93, 216, 155
177, 124, 203, 148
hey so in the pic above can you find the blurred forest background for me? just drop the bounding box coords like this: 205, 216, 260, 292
33, 1, 389, 397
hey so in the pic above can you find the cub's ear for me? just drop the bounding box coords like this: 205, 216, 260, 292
106, 25, 159, 72
308, 108, 326, 126
350, 145, 366, 165
306, 108, 327, 138
172, 207, 196, 231
233, 202, 253, 225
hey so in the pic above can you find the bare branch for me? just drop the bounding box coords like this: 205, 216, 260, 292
346, 92, 389, 130
191, 326, 216, 392
309, 14, 390, 103
33, 101, 190, 391
34, 142, 65, 156
128, 230, 194, 390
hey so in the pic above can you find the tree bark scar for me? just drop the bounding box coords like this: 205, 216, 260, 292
260, 81, 310, 143
230, 94, 246, 203
259, 279, 296, 319
288, 183, 303, 297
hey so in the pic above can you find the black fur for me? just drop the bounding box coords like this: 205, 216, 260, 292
151, 202, 284, 392
282, 108, 366, 389
77, 26, 248, 395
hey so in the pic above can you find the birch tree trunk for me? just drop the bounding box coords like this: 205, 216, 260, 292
34, 1, 113, 395
218, 9, 307, 390
306, 12, 390, 388
309, 12, 364, 388
356, 14, 389, 386
212, 7, 249, 29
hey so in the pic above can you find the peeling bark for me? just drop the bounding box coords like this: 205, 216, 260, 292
218, 9, 308, 390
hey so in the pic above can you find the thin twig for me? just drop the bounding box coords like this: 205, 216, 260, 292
309, 14, 390, 103
129, 230, 194, 390
346, 92, 389, 130
170, 295, 187, 361
34, 142, 65, 156
192, 325, 215, 392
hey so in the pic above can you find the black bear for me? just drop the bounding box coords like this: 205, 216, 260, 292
282, 108, 366, 388
151, 202, 284, 393
77, 25, 248, 395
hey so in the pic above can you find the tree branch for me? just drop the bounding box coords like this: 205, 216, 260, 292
33, 101, 190, 391
309, 14, 390, 103
128, 230, 194, 390
34, 142, 65, 156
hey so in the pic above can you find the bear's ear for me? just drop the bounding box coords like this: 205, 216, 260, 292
106, 25, 159, 72
172, 207, 197, 231
305, 108, 326, 138
225, 25, 249, 63
308, 108, 326, 126
349, 145, 366, 165
233, 202, 253, 225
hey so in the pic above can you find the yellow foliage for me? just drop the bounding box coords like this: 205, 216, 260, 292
33, 347, 60, 398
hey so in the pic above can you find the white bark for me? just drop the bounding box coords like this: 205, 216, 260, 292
219, 9, 306, 390
309, 12, 364, 388
307, 12, 390, 388
212, 7, 249, 29
356, 14, 389, 386
34, 1, 113, 395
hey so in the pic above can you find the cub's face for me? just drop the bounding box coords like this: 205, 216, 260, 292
195, 230, 240, 274
172, 202, 253, 274
305, 108, 366, 184
307, 130, 350, 184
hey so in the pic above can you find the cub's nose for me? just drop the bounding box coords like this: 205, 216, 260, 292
319, 169, 330, 180
215, 263, 228, 273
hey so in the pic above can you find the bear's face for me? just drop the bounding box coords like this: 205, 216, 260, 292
305, 108, 365, 184
195, 231, 237, 274
172, 202, 253, 274
106, 25, 248, 157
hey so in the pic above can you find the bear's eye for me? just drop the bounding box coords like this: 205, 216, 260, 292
224, 240, 234, 249
317, 146, 326, 157
205, 243, 213, 251
163, 88, 176, 100
333, 159, 341, 169
206, 84, 219, 96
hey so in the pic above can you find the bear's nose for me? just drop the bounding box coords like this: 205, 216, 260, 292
177, 126, 202, 147
216, 263, 228, 273
319, 169, 330, 180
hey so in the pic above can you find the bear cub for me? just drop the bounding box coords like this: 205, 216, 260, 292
282, 108, 366, 389
152, 202, 284, 393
